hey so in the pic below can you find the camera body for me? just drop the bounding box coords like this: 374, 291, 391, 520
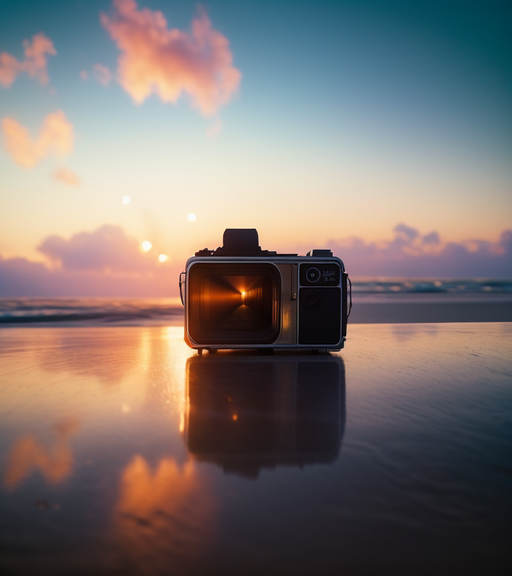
180, 229, 350, 352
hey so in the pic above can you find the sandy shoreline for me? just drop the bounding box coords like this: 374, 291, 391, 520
0, 323, 510, 575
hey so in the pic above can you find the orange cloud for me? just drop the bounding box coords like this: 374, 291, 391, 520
112, 455, 215, 571
53, 166, 80, 186
4, 417, 80, 489
100, 0, 241, 116
93, 63, 112, 86
2, 110, 74, 168
0, 33, 56, 87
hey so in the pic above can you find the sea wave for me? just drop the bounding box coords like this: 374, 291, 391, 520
351, 278, 512, 294
0, 279, 511, 325
0, 298, 183, 325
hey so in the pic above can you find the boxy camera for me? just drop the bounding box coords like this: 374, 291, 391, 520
179, 229, 351, 353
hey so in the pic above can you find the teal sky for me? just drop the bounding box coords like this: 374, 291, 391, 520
0, 0, 511, 293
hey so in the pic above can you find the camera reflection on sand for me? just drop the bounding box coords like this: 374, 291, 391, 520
185, 353, 346, 478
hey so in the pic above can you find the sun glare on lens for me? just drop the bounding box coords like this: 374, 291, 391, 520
188, 213, 197, 222
142, 241, 152, 252
122, 195, 130, 204
158, 254, 167, 262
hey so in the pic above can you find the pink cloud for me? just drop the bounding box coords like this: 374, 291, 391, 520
38, 224, 155, 273
93, 63, 112, 86
0, 225, 179, 297
327, 226, 512, 277
0, 33, 56, 87
100, 0, 241, 116
1, 110, 74, 168
53, 167, 80, 186
1, 224, 511, 298
0, 255, 175, 297
394, 223, 419, 242
421, 231, 441, 246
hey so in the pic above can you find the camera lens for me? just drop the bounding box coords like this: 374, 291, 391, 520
304, 292, 323, 310
306, 267, 321, 283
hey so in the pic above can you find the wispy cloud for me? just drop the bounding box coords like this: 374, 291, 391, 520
0, 33, 56, 87
1, 110, 74, 168
100, 0, 241, 116
93, 63, 113, 86
53, 166, 80, 186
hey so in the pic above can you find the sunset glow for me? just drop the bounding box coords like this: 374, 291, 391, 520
0, 0, 510, 297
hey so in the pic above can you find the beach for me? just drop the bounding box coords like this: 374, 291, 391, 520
1, 317, 511, 575
1, 278, 512, 326
1, 0, 510, 571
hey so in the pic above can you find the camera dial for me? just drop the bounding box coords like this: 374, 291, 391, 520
306, 267, 321, 283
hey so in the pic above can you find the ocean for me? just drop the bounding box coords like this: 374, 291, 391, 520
0, 279, 511, 325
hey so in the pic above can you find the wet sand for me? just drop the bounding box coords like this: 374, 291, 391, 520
0, 324, 511, 575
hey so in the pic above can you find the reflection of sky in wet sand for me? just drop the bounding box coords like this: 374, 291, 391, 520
4, 417, 79, 489
110, 455, 215, 575
0, 324, 511, 574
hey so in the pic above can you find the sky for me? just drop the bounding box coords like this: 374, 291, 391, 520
0, 0, 511, 296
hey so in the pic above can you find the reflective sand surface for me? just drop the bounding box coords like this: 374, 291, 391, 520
0, 324, 511, 574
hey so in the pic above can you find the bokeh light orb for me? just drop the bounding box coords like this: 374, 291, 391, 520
187, 213, 197, 222
141, 241, 152, 252
158, 254, 167, 262
122, 195, 130, 204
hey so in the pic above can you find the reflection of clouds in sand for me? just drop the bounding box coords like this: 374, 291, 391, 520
498, 323, 512, 337
1, 327, 191, 454
34, 328, 191, 403
27, 329, 141, 386
4, 417, 79, 489
34, 328, 156, 386
111, 455, 215, 573
390, 324, 439, 341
